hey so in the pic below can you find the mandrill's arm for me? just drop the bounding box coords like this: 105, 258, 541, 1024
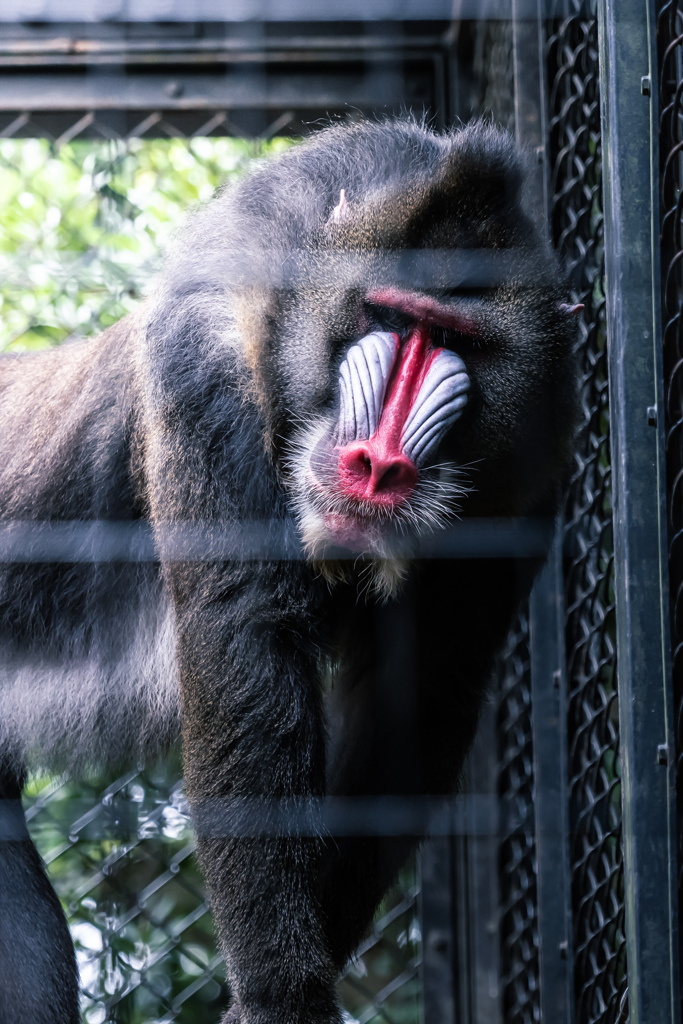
139, 328, 340, 1024
170, 560, 339, 1024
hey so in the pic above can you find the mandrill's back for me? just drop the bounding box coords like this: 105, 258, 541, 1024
0, 314, 181, 774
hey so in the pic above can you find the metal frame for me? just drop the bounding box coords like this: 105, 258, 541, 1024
0, 20, 456, 139
454, 2, 682, 1020
512, 9, 575, 1013
599, 0, 680, 1020
529, 536, 574, 1023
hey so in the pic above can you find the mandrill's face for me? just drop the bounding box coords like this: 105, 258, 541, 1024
285, 267, 578, 594
254, 131, 580, 591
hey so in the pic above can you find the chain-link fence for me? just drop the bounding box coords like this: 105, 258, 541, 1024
496, 610, 539, 1024
489, 6, 626, 1022
548, 8, 627, 1023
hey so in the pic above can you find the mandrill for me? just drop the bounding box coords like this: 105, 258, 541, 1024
0, 118, 578, 1024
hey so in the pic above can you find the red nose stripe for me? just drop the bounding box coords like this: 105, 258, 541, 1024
337, 325, 437, 505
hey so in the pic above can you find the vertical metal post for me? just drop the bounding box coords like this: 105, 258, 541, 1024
514, 4, 576, 1019
512, 0, 549, 225
420, 838, 457, 1024
418, 34, 468, 1023
436, 703, 502, 1024
599, 0, 681, 1020
464, 706, 503, 1024
529, 535, 574, 1024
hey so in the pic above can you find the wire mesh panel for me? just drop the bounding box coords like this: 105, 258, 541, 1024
496, 609, 540, 1024
657, 1, 683, 1015
0, 119, 421, 1024
547, 5, 627, 1023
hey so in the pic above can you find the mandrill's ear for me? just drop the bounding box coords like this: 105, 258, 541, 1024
323, 179, 443, 251
330, 189, 349, 224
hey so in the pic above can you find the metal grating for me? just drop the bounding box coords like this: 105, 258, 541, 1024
657, 1, 683, 1015
0, 119, 421, 1024
547, 5, 627, 1023
473, 18, 515, 130
497, 608, 540, 1024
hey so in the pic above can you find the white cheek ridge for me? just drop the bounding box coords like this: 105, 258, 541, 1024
337, 332, 397, 445
401, 350, 469, 466
401, 363, 467, 441
348, 346, 371, 439
402, 388, 468, 455
364, 335, 396, 428
402, 379, 468, 450
409, 397, 468, 464
338, 362, 354, 443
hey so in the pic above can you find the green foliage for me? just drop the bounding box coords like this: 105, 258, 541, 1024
0, 135, 292, 352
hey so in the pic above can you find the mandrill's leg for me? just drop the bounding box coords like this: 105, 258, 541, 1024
0, 761, 79, 1024
172, 560, 341, 1024
320, 559, 519, 971
320, 580, 426, 972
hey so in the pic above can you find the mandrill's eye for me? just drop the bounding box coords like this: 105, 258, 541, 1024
365, 301, 486, 357
430, 324, 485, 357
365, 302, 414, 339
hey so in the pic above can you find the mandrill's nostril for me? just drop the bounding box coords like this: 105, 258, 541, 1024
374, 460, 413, 492
340, 447, 373, 483
338, 442, 418, 505
380, 464, 403, 485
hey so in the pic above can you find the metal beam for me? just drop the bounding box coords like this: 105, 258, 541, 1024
0, 70, 427, 112
0, 0, 591, 23
513, 8, 574, 1018
529, 536, 574, 1024
599, 0, 680, 1020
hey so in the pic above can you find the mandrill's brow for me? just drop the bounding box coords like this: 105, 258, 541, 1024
366, 288, 479, 336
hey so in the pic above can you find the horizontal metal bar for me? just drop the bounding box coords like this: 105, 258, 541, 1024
0, 250, 534, 292
0, 518, 555, 562
3, 0, 453, 22
0, 72, 422, 112
0, 35, 448, 59
0, 47, 439, 68
0, 0, 596, 23
1, 793, 535, 839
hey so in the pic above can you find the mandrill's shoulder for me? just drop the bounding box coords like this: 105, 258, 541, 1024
0, 312, 145, 521
0, 309, 142, 401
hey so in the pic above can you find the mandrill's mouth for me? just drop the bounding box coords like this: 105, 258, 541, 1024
290, 289, 474, 558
